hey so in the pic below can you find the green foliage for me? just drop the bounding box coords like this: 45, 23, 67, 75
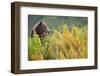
28, 33, 43, 60
28, 25, 88, 60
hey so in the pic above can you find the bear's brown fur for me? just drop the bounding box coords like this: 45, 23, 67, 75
31, 21, 50, 38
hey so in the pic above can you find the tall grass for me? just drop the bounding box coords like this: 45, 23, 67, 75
28, 25, 88, 60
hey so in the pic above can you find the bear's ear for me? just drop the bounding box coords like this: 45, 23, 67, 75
39, 21, 43, 25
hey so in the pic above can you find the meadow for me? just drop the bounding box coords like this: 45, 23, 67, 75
28, 25, 88, 60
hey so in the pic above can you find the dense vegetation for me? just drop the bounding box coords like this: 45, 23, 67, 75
28, 25, 88, 60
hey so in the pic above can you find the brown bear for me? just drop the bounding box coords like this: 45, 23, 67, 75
31, 21, 51, 38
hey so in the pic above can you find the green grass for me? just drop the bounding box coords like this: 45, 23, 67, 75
28, 25, 88, 60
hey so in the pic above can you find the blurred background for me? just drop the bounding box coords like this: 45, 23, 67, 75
28, 15, 87, 37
